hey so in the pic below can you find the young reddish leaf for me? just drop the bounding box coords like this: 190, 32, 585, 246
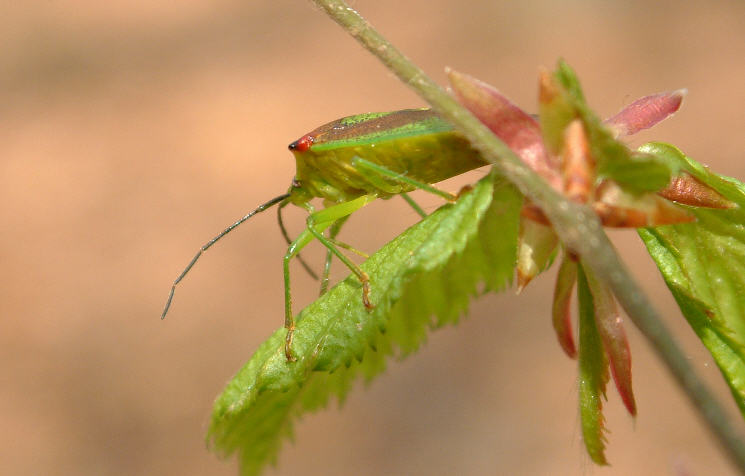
658, 172, 736, 209
604, 89, 686, 137
561, 119, 594, 204
448, 68, 563, 191
594, 180, 695, 227
583, 262, 637, 416
552, 253, 577, 358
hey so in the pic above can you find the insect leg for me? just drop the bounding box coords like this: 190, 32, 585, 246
283, 194, 376, 361
318, 217, 372, 295
306, 212, 373, 310
320, 232, 373, 294
278, 200, 319, 280
400, 192, 427, 218
283, 228, 317, 361
352, 157, 457, 202
326, 236, 369, 258
320, 216, 350, 296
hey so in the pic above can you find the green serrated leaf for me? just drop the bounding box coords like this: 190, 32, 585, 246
577, 264, 610, 465
638, 142, 745, 417
207, 172, 522, 476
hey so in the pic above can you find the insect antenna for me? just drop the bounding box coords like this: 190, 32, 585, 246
161, 192, 291, 320
278, 200, 320, 280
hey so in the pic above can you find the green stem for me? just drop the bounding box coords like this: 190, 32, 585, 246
310, 0, 745, 471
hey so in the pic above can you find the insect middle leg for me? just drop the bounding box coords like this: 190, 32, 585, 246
320, 216, 350, 296
283, 194, 376, 361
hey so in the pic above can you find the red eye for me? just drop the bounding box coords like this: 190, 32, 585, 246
288, 135, 313, 152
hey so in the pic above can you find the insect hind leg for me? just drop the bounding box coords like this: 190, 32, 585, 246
351, 157, 458, 202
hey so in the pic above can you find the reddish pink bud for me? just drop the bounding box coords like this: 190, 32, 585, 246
604, 89, 686, 137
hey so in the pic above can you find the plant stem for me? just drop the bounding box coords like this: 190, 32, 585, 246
311, 0, 745, 471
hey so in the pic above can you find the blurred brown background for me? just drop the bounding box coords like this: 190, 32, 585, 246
2, 1, 745, 475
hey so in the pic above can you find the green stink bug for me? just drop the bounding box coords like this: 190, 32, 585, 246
161, 108, 489, 361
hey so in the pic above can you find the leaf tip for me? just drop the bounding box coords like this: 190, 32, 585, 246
515, 271, 531, 294
538, 68, 558, 105
673, 87, 688, 100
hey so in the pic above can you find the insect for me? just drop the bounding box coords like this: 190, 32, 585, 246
161, 108, 490, 361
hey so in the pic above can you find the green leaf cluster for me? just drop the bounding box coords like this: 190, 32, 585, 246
550, 60, 674, 193
208, 172, 522, 476
639, 142, 745, 416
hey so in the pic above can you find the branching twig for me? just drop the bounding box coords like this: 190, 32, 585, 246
310, 0, 745, 471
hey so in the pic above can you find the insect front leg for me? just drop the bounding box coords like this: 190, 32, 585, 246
278, 199, 318, 280
283, 228, 317, 362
